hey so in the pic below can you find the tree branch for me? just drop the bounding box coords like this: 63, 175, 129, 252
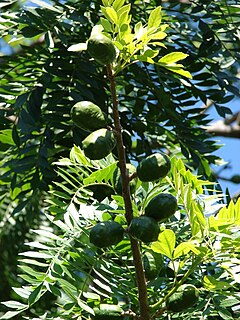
106, 65, 150, 320
205, 118, 240, 139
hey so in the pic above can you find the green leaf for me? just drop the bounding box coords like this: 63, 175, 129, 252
18, 259, 48, 267
151, 229, 176, 259
149, 31, 167, 41
83, 162, 117, 185
174, 241, 200, 259
70, 145, 92, 166
134, 21, 144, 40
117, 4, 131, 26
45, 31, 54, 48
67, 43, 87, 52
21, 27, 44, 38
0, 129, 14, 145
77, 299, 95, 315
28, 283, 44, 305
203, 275, 230, 291
100, 18, 113, 32
162, 66, 192, 79
12, 287, 31, 299
1, 301, 27, 309
106, 7, 118, 24
19, 251, 52, 259
45, 283, 62, 297
148, 6, 162, 30
158, 52, 189, 64
113, 0, 125, 11
18, 266, 45, 279
102, 0, 109, 6
217, 308, 234, 320
0, 309, 27, 320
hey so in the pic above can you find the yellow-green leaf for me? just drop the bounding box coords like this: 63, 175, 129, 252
151, 229, 175, 260
113, 0, 125, 11
148, 6, 162, 30
158, 52, 189, 64
203, 275, 230, 291
106, 6, 118, 24
174, 241, 200, 259
163, 66, 192, 79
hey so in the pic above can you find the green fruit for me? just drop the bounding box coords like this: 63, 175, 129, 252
143, 251, 163, 280
87, 33, 116, 65
113, 163, 137, 195
166, 284, 199, 312
92, 304, 123, 320
129, 216, 160, 243
90, 221, 124, 248
71, 101, 107, 132
85, 183, 114, 202
137, 152, 171, 182
82, 128, 116, 160
145, 193, 177, 222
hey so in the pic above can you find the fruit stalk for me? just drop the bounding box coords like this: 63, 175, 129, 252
106, 65, 150, 320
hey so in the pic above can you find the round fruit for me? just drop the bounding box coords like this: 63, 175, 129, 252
70, 101, 107, 132
166, 284, 199, 312
137, 152, 171, 182
82, 128, 116, 160
129, 216, 160, 243
87, 33, 116, 66
90, 221, 124, 248
85, 183, 114, 202
145, 193, 177, 222
113, 163, 137, 195
92, 304, 123, 320
143, 251, 163, 280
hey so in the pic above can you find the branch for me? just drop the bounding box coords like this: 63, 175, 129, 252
106, 65, 150, 320
205, 120, 240, 139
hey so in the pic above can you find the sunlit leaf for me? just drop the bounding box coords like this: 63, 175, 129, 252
203, 275, 231, 291
151, 229, 175, 259
158, 52, 189, 64
148, 6, 162, 30
174, 241, 200, 259
106, 7, 118, 24
68, 43, 87, 52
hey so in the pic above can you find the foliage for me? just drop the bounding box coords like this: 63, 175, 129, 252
1, 149, 240, 319
0, 0, 239, 319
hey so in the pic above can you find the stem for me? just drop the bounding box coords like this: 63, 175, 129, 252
150, 255, 202, 311
106, 65, 150, 320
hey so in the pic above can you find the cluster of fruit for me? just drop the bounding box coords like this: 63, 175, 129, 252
71, 100, 115, 160
71, 34, 199, 316
89, 183, 177, 248
71, 101, 177, 247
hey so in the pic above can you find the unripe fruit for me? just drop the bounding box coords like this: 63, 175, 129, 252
90, 221, 124, 248
145, 193, 177, 222
166, 284, 199, 312
129, 216, 160, 243
87, 33, 116, 65
82, 128, 116, 160
92, 304, 123, 319
113, 163, 137, 195
143, 251, 163, 280
85, 183, 114, 202
137, 152, 171, 182
70, 101, 107, 132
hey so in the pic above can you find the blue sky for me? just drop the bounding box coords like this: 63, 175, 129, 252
207, 98, 240, 197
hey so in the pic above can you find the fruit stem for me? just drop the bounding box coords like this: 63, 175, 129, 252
106, 64, 150, 320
